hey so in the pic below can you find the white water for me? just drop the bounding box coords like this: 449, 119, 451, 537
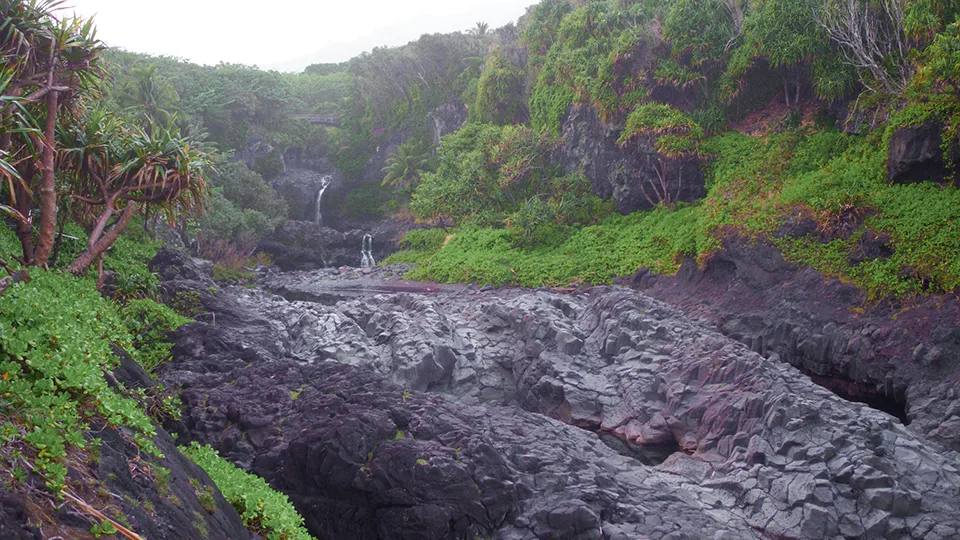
360, 234, 376, 268
314, 175, 332, 225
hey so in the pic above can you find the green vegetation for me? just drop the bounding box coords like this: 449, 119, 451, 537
181, 443, 314, 540
373, 0, 960, 302
381, 142, 434, 189
391, 207, 698, 287
471, 50, 528, 125
0, 270, 161, 496
120, 299, 193, 373
393, 126, 960, 299
411, 123, 611, 239
331, 33, 485, 179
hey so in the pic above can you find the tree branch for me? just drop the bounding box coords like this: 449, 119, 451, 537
68, 202, 138, 275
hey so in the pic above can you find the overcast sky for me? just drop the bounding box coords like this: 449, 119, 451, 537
60, 0, 535, 72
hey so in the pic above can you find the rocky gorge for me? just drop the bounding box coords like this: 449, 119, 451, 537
148, 248, 960, 539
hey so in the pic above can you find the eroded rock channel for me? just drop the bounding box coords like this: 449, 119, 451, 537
155, 252, 960, 539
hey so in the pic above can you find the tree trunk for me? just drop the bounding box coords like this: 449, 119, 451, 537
33, 90, 59, 267
14, 169, 35, 265
49, 214, 67, 267
68, 202, 138, 275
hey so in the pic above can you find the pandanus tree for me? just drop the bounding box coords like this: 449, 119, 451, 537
0, 0, 104, 267
0, 2, 209, 281
59, 111, 209, 277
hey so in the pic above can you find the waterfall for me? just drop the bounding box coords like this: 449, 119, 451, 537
360, 234, 376, 268
315, 175, 332, 225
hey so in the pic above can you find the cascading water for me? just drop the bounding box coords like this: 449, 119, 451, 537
314, 175, 332, 225
360, 234, 376, 268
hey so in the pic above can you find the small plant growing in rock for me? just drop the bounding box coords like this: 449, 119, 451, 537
191, 478, 217, 513
90, 520, 118, 538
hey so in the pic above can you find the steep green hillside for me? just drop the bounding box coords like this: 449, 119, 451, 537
383, 0, 960, 301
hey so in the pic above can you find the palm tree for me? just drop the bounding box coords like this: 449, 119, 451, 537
470, 22, 490, 37
381, 142, 432, 190
116, 64, 180, 131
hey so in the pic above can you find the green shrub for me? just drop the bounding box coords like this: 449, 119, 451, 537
411, 124, 561, 226
471, 50, 527, 125
396, 125, 960, 301
0, 270, 161, 496
383, 229, 450, 265
343, 182, 390, 220
508, 174, 613, 247
209, 161, 288, 223
0, 225, 22, 270
252, 150, 286, 181
103, 233, 163, 301
120, 299, 193, 373
212, 264, 257, 284
528, 1, 654, 126
197, 191, 275, 246
181, 443, 314, 540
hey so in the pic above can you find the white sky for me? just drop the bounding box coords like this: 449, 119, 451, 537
60, 0, 535, 72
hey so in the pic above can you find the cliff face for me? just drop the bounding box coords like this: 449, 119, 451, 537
558, 104, 706, 214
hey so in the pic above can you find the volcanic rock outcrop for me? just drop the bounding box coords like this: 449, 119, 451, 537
157, 253, 960, 539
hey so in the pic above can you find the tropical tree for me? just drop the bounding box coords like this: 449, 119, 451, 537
381, 141, 432, 189
0, 0, 104, 267
471, 50, 528, 125
470, 22, 490, 37
58, 111, 209, 276
115, 64, 180, 130
0, 70, 40, 233
815, 0, 912, 96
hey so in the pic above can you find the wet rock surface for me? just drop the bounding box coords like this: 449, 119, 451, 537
0, 491, 40, 540
272, 166, 341, 223
258, 220, 419, 271
627, 235, 960, 454
559, 104, 705, 214
887, 122, 957, 185
158, 254, 960, 540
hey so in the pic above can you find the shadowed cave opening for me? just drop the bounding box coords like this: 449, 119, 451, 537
598, 433, 681, 465
802, 369, 909, 424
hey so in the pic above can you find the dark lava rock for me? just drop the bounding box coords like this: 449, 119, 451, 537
272, 167, 340, 223
773, 215, 818, 240
160, 263, 960, 539
258, 219, 420, 271
559, 104, 705, 214
100, 346, 252, 539
149, 248, 215, 286
0, 491, 40, 540
629, 234, 960, 454
887, 122, 956, 184
4, 342, 250, 539
94, 426, 250, 540
849, 230, 894, 265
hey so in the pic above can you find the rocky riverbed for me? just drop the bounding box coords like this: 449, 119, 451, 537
154, 250, 960, 539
